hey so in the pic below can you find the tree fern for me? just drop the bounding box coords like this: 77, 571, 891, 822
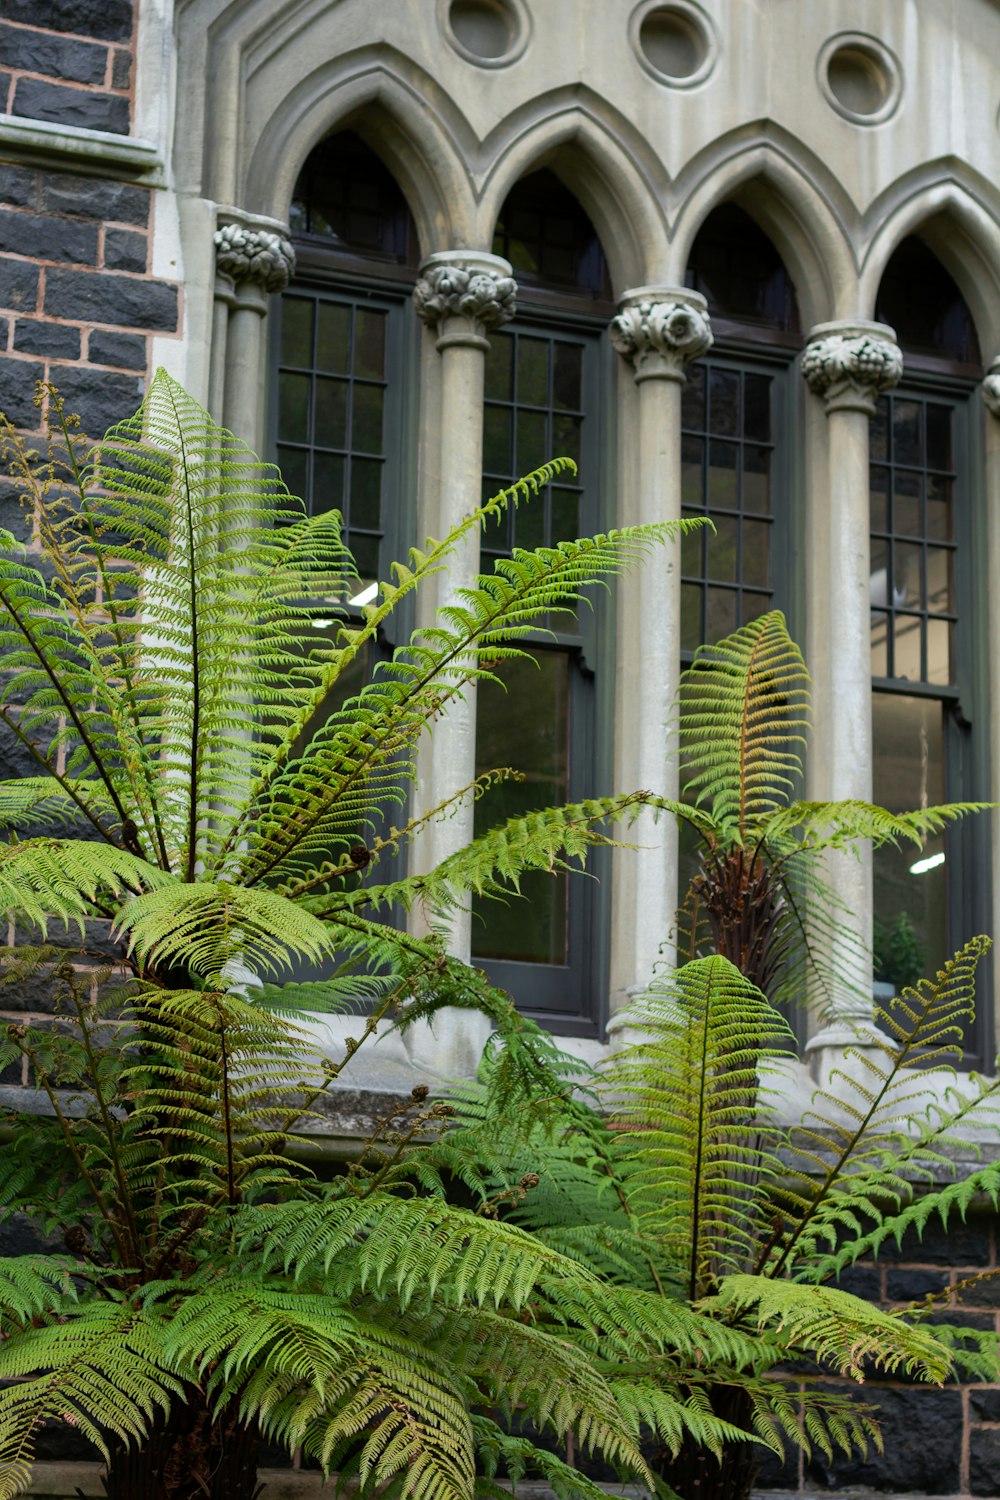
0, 374, 705, 1498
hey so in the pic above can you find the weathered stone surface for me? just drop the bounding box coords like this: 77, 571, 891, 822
881, 1217, 993, 1268
885, 1267, 950, 1300
87, 328, 146, 370
0, 476, 31, 541
804, 1385, 963, 1493
42, 175, 148, 226
103, 226, 146, 274
835, 1263, 882, 1299
0, 256, 39, 312
12, 318, 81, 359
971, 1387, 1000, 1421
3, 0, 134, 43
0, 23, 107, 83
47, 364, 142, 433
12, 77, 130, 135
0, 353, 43, 427
0, 163, 38, 210
0, 208, 98, 265
111, 46, 131, 88
45, 268, 177, 332
971, 1428, 1000, 1495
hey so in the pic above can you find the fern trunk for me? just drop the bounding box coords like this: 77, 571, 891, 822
654, 1387, 758, 1500
100, 1391, 263, 1500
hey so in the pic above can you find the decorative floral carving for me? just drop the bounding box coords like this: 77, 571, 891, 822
801, 329, 902, 410
214, 223, 295, 292
981, 358, 1000, 418
610, 297, 713, 379
413, 263, 517, 339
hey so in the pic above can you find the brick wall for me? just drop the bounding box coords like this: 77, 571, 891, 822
0, 0, 136, 136
0, 159, 178, 464
757, 1211, 1000, 1496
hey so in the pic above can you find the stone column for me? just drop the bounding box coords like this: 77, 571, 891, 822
981, 360, 1000, 1043
406, 252, 516, 1074
211, 217, 295, 446
606, 289, 713, 1019
800, 321, 902, 1078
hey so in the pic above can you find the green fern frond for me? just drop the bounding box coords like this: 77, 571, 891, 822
604, 956, 795, 1294
679, 611, 810, 838
704, 1274, 952, 1382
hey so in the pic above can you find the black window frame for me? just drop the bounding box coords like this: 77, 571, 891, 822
869, 372, 992, 1064
472, 304, 615, 1037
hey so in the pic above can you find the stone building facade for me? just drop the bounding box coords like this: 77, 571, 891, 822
6, 0, 1000, 1494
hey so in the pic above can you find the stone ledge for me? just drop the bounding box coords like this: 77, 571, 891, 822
19, 1468, 960, 1500
0, 115, 163, 183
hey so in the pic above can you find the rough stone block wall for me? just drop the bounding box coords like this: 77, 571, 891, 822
0, 0, 136, 136
757, 1211, 1000, 1496
0, 160, 178, 452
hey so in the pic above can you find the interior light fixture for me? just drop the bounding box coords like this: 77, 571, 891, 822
348, 581, 379, 608
909, 850, 945, 876
309, 617, 336, 629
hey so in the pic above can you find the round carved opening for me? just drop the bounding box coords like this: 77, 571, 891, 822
446, 0, 521, 63
633, 2, 715, 86
819, 34, 901, 123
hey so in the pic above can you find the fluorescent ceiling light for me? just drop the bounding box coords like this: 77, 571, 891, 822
310, 617, 336, 629
909, 850, 945, 876
348, 581, 379, 608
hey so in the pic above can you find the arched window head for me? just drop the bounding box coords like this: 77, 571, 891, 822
491, 169, 611, 301
289, 130, 418, 267
685, 203, 800, 335
875, 237, 980, 368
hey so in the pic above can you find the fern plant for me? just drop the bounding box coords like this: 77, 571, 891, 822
422, 613, 998, 1500
435, 942, 1000, 1500
0, 372, 709, 1500
664, 611, 985, 1014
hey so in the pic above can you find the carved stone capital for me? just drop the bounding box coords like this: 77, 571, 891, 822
801, 320, 902, 415
982, 358, 1000, 418
610, 288, 712, 382
214, 222, 295, 293
413, 251, 516, 351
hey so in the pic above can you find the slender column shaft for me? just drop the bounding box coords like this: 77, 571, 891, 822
801, 320, 902, 1042
212, 219, 295, 448
608, 289, 712, 1014
406, 252, 516, 1074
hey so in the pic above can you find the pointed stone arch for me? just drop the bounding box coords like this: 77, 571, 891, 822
475, 93, 672, 294
669, 132, 855, 332
859, 174, 1000, 361
241, 48, 479, 256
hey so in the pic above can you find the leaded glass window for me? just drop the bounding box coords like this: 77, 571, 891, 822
473, 313, 607, 1031
481, 327, 587, 556
680, 363, 776, 649
869, 393, 956, 687
273, 288, 404, 589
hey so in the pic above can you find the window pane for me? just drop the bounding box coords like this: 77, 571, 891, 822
681, 583, 702, 651
316, 302, 350, 372
312, 452, 344, 513
350, 458, 382, 530
486, 332, 514, 400
281, 298, 313, 365
550, 487, 579, 544
315, 377, 347, 449
892, 399, 922, 466
352, 384, 384, 454
484, 406, 512, 474
354, 309, 386, 379
516, 409, 548, 473
473, 653, 571, 965
681, 364, 777, 650
518, 337, 549, 406
277, 444, 308, 504
278, 372, 310, 443
872, 694, 947, 981
868, 389, 959, 689
552, 342, 583, 410
708, 369, 739, 436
